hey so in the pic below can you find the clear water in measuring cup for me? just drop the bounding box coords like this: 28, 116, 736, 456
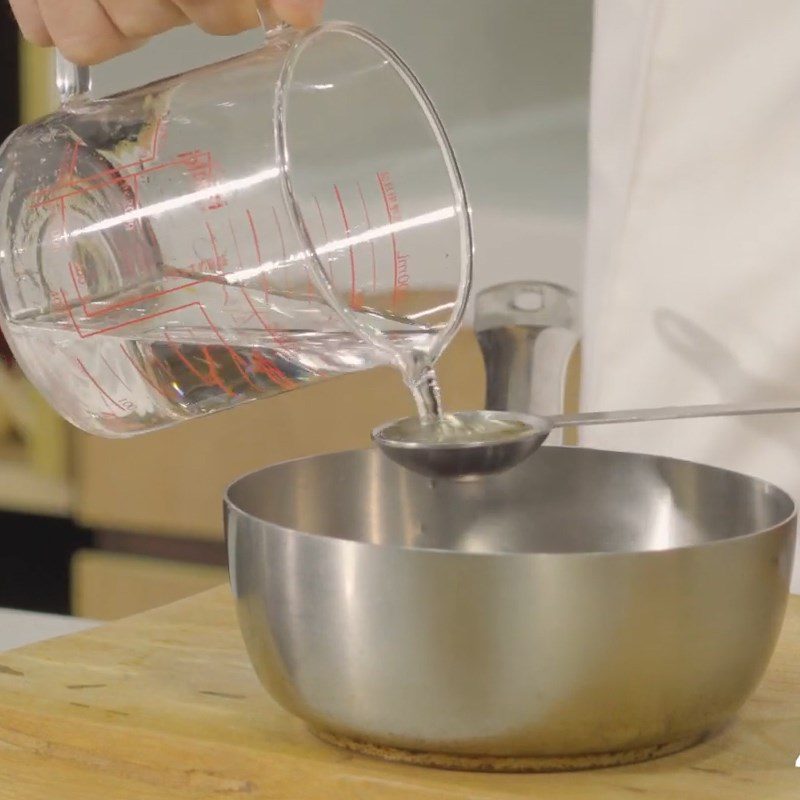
7, 289, 439, 436
1, 133, 459, 435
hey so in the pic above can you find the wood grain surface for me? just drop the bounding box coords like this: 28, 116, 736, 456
0, 587, 798, 798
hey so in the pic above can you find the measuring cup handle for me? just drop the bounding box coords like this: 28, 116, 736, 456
256, 1, 291, 37
56, 51, 92, 105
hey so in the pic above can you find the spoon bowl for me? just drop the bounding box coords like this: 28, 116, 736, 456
373, 399, 800, 479
371, 410, 553, 479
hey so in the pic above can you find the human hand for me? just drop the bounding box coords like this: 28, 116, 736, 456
9, 0, 325, 65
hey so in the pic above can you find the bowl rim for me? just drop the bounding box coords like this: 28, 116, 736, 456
223, 445, 798, 560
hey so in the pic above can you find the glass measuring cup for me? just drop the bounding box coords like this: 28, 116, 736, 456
0, 17, 472, 436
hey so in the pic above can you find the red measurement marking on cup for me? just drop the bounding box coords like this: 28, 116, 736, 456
272, 207, 287, 259
63, 290, 200, 339
163, 331, 232, 396
222, 219, 241, 308
120, 345, 172, 400
75, 357, 126, 413
229, 211, 297, 384
377, 171, 403, 307
204, 221, 229, 305
180, 151, 224, 211
201, 345, 236, 397
163, 324, 237, 397
32, 164, 126, 206
313, 195, 333, 288
59, 199, 68, 242
238, 287, 294, 355
196, 306, 259, 392
164, 331, 205, 380
64, 271, 240, 395
49, 142, 80, 194
180, 150, 212, 177
71, 260, 87, 286
30, 145, 208, 210
56, 208, 283, 399
101, 354, 131, 392
112, 298, 259, 397
67, 260, 203, 320
246, 209, 264, 267
357, 182, 377, 293
271, 207, 289, 292
199, 305, 260, 391
33, 173, 125, 210
334, 185, 360, 308
246, 207, 276, 308
56, 142, 80, 186
229, 218, 245, 273
227, 218, 256, 323
54, 147, 72, 186
32, 117, 165, 206
251, 350, 296, 391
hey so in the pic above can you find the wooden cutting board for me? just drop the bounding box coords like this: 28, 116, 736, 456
0, 586, 798, 799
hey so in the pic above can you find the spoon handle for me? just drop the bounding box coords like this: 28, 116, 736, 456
550, 399, 800, 429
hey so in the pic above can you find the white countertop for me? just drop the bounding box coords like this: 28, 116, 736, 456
0, 608, 99, 652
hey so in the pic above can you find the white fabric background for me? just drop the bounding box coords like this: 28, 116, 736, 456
582, 0, 800, 590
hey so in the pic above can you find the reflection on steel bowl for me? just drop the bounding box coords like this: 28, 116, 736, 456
225, 446, 795, 772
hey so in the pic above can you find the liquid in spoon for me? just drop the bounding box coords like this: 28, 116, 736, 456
395, 355, 538, 446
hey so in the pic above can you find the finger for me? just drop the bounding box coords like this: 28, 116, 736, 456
8, 0, 53, 46
271, 0, 324, 28
173, 0, 260, 36
98, 0, 189, 40
38, 0, 144, 64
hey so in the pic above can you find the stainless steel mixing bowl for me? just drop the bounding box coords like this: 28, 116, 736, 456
225, 445, 796, 770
